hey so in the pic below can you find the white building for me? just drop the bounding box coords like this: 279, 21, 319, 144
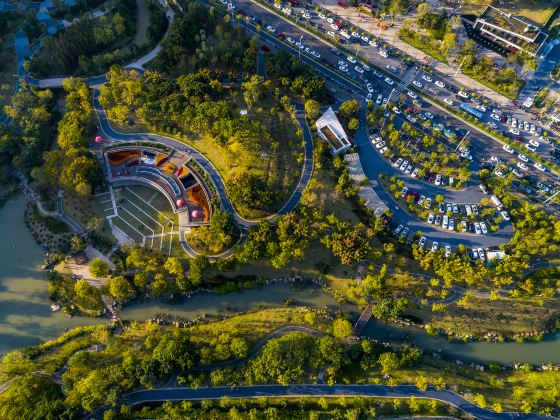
316, 107, 351, 155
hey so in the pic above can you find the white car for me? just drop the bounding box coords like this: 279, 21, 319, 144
351, 31, 360, 37
478, 248, 486, 261
331, 23, 339, 31
287, 37, 295, 44
427, 213, 434, 224
367, 83, 374, 93
418, 236, 427, 248
443, 98, 453, 106
444, 245, 452, 258
435, 80, 445, 88
379, 50, 388, 58
534, 162, 546, 172
327, 17, 334, 23
387, 65, 397, 73
502, 144, 514, 154
327, 31, 336, 37
517, 162, 528, 171
435, 174, 441, 185
431, 242, 439, 252
422, 75, 433, 82
401, 186, 408, 198
448, 219, 455, 231
375, 94, 382, 104
368, 40, 378, 47
347, 56, 356, 63
511, 117, 517, 127
411, 168, 419, 177
392, 106, 401, 114
355, 66, 364, 73
375, 141, 386, 149
407, 91, 417, 99
501, 211, 510, 221
529, 138, 539, 148
474, 222, 481, 235
476, 105, 487, 112
366, 92, 372, 101
509, 128, 520, 135
394, 157, 403, 167
318, 13, 326, 19
371, 136, 382, 144
385, 77, 394, 85
458, 90, 469, 98
338, 60, 347, 67
425, 112, 433, 119
525, 143, 536, 153
480, 222, 488, 234
400, 160, 409, 171
361, 35, 369, 43
487, 121, 497, 129
406, 115, 417, 123
266, 25, 275, 32
340, 31, 351, 39
518, 154, 529, 162
380, 147, 388, 154
412, 80, 423, 88
338, 66, 348, 72
490, 113, 500, 121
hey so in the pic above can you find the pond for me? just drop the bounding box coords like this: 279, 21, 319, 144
0, 195, 103, 356
2, 193, 560, 365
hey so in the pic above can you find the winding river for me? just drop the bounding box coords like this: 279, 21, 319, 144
2, 194, 560, 364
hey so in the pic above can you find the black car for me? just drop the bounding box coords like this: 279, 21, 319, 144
551, 149, 560, 158
447, 85, 458, 93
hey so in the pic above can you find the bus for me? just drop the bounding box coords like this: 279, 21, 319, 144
460, 104, 483, 119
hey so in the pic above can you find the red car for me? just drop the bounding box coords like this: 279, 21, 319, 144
260, 44, 270, 52
514, 136, 524, 142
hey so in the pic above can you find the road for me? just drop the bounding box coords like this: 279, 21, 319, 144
85, 384, 553, 420
233, 0, 560, 186
228, 6, 515, 251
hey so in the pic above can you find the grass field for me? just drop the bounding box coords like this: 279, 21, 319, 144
460, 0, 558, 26
132, 0, 150, 47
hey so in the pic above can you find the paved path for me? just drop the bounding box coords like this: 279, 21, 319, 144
85, 383, 553, 420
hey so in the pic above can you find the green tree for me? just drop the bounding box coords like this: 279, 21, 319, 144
107, 276, 133, 300
89, 258, 110, 278
332, 319, 353, 340
0, 374, 64, 419
378, 352, 400, 375
304, 99, 321, 120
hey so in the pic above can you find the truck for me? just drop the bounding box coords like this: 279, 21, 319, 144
490, 195, 503, 211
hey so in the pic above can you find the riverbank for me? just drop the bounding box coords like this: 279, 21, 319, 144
0, 195, 104, 356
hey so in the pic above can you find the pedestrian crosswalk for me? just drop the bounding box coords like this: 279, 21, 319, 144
387, 66, 421, 103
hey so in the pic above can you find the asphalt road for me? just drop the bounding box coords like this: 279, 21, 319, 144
233, 8, 515, 250
85, 384, 553, 420
233, 0, 559, 186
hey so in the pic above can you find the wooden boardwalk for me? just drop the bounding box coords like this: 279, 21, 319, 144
353, 305, 372, 335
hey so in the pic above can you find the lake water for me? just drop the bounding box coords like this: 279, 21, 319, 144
2, 194, 559, 364
0, 195, 103, 356
120, 285, 357, 322
362, 319, 560, 365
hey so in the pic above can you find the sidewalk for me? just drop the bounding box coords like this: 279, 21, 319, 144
319, 0, 513, 107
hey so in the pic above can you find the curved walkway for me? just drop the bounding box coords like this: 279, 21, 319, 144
94, 92, 315, 258
84, 384, 552, 420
